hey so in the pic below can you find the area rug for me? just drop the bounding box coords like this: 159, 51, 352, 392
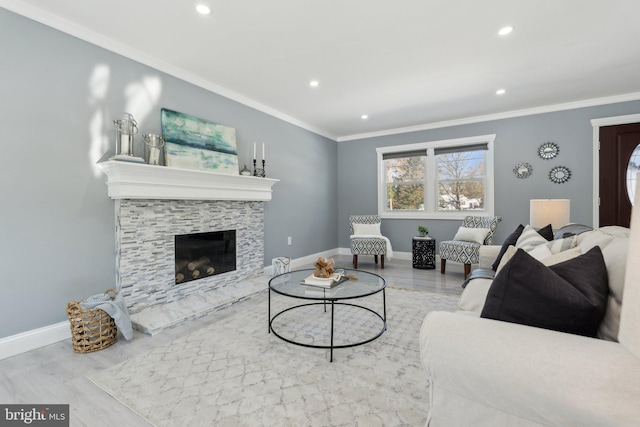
90, 287, 458, 426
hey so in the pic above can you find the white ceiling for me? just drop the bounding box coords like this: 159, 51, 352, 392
4, 0, 640, 141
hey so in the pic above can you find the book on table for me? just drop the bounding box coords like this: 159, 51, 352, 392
300, 274, 347, 288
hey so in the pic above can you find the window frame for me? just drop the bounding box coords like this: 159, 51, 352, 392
376, 134, 496, 220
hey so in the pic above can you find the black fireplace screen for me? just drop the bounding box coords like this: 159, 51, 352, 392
174, 230, 236, 284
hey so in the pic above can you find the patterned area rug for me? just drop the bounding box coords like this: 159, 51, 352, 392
90, 287, 458, 426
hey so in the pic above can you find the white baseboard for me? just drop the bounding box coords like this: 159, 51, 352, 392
337, 247, 412, 261
0, 321, 70, 361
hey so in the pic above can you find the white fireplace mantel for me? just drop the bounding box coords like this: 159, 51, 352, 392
97, 160, 279, 201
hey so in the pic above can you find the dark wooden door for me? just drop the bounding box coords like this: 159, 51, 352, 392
599, 123, 640, 227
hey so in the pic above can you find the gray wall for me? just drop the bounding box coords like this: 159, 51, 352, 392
0, 8, 337, 338
338, 102, 640, 253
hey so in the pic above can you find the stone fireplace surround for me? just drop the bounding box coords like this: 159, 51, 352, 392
98, 160, 279, 335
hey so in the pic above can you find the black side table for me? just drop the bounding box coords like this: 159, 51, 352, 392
412, 237, 436, 269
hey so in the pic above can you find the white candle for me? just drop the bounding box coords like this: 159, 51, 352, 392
262, 143, 265, 161
253, 142, 256, 160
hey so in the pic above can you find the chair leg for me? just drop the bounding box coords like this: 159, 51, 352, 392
464, 264, 471, 279
440, 258, 446, 274
374, 255, 378, 264
381, 255, 384, 269
353, 254, 358, 269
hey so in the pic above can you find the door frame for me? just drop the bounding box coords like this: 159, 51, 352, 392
591, 113, 640, 227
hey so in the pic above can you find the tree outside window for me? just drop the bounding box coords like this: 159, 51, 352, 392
384, 155, 425, 211
437, 150, 485, 211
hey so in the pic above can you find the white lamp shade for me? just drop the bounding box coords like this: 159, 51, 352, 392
530, 199, 570, 230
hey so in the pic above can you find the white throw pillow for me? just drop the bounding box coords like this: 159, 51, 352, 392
497, 245, 583, 274
546, 235, 578, 254
528, 244, 553, 260
353, 222, 381, 236
529, 235, 578, 259
541, 246, 583, 266
453, 227, 490, 244
515, 225, 548, 252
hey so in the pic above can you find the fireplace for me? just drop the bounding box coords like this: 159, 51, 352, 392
98, 160, 278, 334
175, 230, 236, 284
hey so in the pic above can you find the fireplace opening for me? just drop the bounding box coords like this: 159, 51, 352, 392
174, 230, 236, 284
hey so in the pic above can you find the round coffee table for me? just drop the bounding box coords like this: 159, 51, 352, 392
268, 268, 386, 362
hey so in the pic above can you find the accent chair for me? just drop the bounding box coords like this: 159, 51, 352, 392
349, 215, 387, 269
440, 215, 502, 279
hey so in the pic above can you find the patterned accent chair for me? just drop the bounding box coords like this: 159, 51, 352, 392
349, 215, 387, 269
439, 215, 502, 279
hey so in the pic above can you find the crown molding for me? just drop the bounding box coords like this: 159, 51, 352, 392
337, 92, 640, 142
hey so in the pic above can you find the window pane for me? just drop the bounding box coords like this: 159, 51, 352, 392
436, 150, 485, 211
627, 144, 640, 206
386, 183, 424, 211
385, 156, 425, 183
437, 150, 485, 180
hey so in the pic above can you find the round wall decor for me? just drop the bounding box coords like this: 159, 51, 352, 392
549, 166, 571, 184
538, 142, 559, 160
513, 162, 533, 179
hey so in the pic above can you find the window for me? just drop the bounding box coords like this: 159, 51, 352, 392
377, 134, 495, 219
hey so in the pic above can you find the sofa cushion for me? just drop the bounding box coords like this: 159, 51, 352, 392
458, 278, 493, 313
619, 185, 640, 358
491, 224, 524, 271
600, 234, 630, 341
481, 247, 609, 337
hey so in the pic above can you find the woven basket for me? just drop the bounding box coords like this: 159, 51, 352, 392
66, 288, 118, 353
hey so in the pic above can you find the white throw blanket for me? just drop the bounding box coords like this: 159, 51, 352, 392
350, 234, 394, 260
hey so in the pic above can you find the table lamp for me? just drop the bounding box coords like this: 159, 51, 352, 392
530, 199, 570, 231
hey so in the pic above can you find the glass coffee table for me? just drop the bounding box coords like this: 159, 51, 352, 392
268, 268, 386, 362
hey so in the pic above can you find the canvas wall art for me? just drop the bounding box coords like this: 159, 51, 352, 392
161, 108, 239, 174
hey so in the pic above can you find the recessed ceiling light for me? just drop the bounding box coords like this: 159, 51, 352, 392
496, 89, 506, 95
309, 80, 319, 87
498, 26, 513, 36
195, 3, 211, 15
361, 114, 368, 120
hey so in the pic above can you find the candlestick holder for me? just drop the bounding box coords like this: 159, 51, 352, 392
253, 159, 266, 177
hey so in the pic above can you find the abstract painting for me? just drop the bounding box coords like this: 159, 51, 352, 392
161, 108, 239, 174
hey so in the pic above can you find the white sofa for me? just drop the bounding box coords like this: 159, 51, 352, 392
419, 224, 640, 426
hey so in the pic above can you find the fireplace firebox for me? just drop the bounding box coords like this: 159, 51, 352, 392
174, 230, 236, 284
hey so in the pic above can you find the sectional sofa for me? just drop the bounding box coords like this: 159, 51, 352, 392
419, 221, 640, 426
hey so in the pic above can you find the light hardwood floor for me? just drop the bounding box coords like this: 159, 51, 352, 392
0, 255, 464, 427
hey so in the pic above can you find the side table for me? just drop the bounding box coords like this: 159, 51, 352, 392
412, 236, 436, 269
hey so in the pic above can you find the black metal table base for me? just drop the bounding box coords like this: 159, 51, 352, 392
268, 289, 387, 362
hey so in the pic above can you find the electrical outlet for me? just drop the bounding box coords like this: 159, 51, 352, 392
287, 236, 292, 245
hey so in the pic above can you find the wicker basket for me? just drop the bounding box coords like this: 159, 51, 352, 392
66, 288, 118, 353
